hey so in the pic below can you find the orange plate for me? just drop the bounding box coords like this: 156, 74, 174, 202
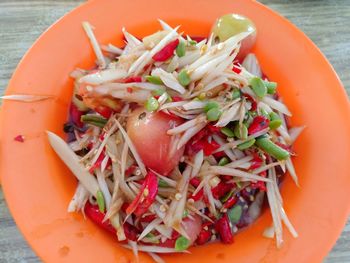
1, 0, 350, 262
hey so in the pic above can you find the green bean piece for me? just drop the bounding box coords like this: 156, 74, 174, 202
158, 179, 169, 188
228, 205, 243, 224
221, 127, 235, 137
232, 88, 241, 100
234, 123, 248, 140
255, 136, 290, 160
178, 69, 191, 86
176, 41, 186, 57
145, 96, 159, 112
206, 107, 222, 121
96, 190, 105, 213
204, 101, 219, 112
237, 138, 256, 150
152, 89, 166, 96
264, 81, 277, 94
250, 77, 267, 98
175, 236, 190, 251
218, 157, 229, 166
146, 75, 163, 85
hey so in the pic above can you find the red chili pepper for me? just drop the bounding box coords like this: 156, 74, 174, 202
248, 116, 270, 135
221, 175, 232, 182
123, 76, 142, 83
242, 93, 257, 111
127, 87, 133, 93
152, 39, 179, 62
123, 222, 139, 241
249, 152, 263, 170
190, 177, 201, 187
89, 151, 111, 173
207, 124, 221, 133
191, 188, 204, 201
171, 230, 180, 240
159, 238, 176, 248
171, 96, 183, 102
223, 195, 238, 209
232, 63, 242, 74
189, 36, 206, 43
202, 139, 220, 156
251, 181, 266, 191
212, 182, 234, 199
139, 214, 157, 223
95, 105, 113, 119
14, 135, 25, 142
126, 171, 158, 216
125, 165, 137, 176
70, 103, 84, 128
84, 202, 116, 234
213, 151, 226, 159
216, 214, 234, 244
196, 228, 211, 245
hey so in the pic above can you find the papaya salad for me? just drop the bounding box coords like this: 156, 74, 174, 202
47, 14, 304, 262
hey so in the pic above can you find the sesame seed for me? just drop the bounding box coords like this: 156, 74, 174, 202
143, 189, 149, 197
244, 204, 248, 210
180, 156, 185, 162
250, 196, 255, 202
175, 193, 182, 200
211, 229, 216, 234
204, 226, 209, 231
233, 226, 238, 233
135, 169, 141, 176
221, 208, 227, 213
217, 43, 224, 50
211, 234, 216, 241
246, 187, 251, 192
239, 197, 245, 203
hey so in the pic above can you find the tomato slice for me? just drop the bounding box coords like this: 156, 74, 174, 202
126, 108, 185, 175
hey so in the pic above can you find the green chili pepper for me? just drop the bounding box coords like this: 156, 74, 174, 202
228, 205, 242, 224
158, 179, 169, 188
269, 112, 282, 129
145, 96, 159, 111
255, 136, 290, 160
264, 81, 277, 94
218, 157, 229, 166
250, 77, 267, 98
175, 236, 190, 251
206, 107, 222, 121
204, 101, 219, 112
178, 69, 191, 86
81, 115, 107, 128
146, 75, 163, 85
232, 88, 241, 100
221, 127, 235, 137
234, 123, 248, 140
96, 190, 105, 213
237, 138, 256, 150
188, 40, 197, 45
176, 41, 186, 57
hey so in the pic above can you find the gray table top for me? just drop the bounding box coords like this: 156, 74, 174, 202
0, 0, 349, 262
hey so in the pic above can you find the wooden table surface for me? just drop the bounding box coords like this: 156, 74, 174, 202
0, 0, 349, 262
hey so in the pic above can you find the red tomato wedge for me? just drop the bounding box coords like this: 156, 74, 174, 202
182, 215, 202, 244
126, 108, 185, 175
